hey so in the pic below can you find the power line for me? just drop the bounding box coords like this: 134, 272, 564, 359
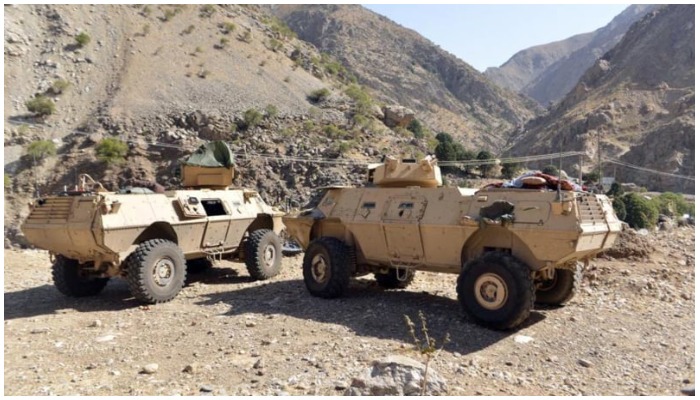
66, 130, 694, 180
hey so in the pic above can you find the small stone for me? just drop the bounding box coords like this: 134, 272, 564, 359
200, 385, 214, 393
183, 363, 199, 374
577, 359, 593, 368
30, 328, 49, 334
245, 321, 256, 328
89, 320, 103, 328
141, 363, 159, 374
334, 380, 347, 390
514, 335, 533, 344
110, 370, 121, 376
681, 386, 694, 396
95, 335, 115, 342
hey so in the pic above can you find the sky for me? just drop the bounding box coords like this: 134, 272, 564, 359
363, 4, 630, 72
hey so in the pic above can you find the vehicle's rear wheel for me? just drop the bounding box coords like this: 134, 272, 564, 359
303, 237, 351, 298
374, 268, 416, 289
457, 252, 534, 330
186, 257, 213, 274
535, 263, 582, 305
126, 239, 187, 304
245, 229, 282, 280
52, 255, 109, 297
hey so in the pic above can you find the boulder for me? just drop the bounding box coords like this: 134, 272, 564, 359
344, 355, 447, 396
382, 105, 415, 128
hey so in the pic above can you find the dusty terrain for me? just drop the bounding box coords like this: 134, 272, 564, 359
3, 227, 695, 396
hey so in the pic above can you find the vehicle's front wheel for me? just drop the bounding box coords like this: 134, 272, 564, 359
457, 252, 534, 330
303, 237, 351, 298
374, 268, 415, 289
245, 229, 282, 280
52, 255, 109, 297
126, 239, 187, 304
535, 263, 582, 305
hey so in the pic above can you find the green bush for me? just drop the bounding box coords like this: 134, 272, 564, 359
243, 108, 263, 129
264, 104, 278, 119
268, 17, 296, 39
182, 25, 195, 35
323, 124, 344, 138
407, 119, 425, 139
26, 95, 56, 116
50, 79, 71, 95
4, 173, 11, 189
308, 88, 330, 103
612, 197, 627, 221
96, 138, 128, 164
344, 84, 372, 115
220, 21, 236, 34
621, 193, 659, 229
75, 32, 91, 48
267, 38, 283, 52
26, 140, 57, 160
476, 150, 494, 177
199, 4, 216, 18
652, 192, 694, 217
337, 141, 352, 154
606, 182, 624, 198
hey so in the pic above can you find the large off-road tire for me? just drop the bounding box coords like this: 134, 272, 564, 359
126, 239, 187, 304
457, 252, 535, 330
186, 258, 213, 274
374, 268, 416, 289
244, 229, 282, 280
52, 256, 109, 297
303, 237, 351, 299
535, 263, 582, 306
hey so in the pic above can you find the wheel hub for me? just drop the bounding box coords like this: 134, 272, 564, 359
153, 258, 175, 287
263, 244, 276, 268
474, 273, 508, 310
310, 254, 329, 283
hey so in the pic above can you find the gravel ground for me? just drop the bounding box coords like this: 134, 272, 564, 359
3, 227, 695, 396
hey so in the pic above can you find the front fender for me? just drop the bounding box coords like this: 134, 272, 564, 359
282, 210, 323, 250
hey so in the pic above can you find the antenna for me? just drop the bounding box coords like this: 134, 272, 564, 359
556, 138, 563, 201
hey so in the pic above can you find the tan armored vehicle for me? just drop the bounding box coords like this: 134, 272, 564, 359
21, 142, 285, 304
283, 156, 621, 329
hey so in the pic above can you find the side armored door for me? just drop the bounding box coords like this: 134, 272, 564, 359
382, 196, 427, 263
199, 198, 231, 248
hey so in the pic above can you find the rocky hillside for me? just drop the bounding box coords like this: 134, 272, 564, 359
3, 4, 439, 244
271, 4, 539, 151
507, 5, 695, 193
486, 5, 657, 106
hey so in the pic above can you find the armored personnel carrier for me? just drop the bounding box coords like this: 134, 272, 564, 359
21, 141, 285, 304
283, 156, 621, 329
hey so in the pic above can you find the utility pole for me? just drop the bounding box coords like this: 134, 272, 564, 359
597, 129, 602, 187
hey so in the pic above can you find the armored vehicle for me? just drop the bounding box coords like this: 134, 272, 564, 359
21, 142, 285, 304
283, 156, 621, 329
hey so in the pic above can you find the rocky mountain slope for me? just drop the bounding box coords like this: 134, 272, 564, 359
486, 5, 657, 106
506, 5, 695, 192
3, 4, 442, 243
271, 4, 539, 150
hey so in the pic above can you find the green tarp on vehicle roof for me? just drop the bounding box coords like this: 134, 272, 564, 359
182, 141, 234, 168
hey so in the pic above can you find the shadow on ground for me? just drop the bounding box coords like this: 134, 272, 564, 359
195, 277, 546, 355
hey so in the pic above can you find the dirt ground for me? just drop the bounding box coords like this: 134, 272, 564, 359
3, 227, 695, 396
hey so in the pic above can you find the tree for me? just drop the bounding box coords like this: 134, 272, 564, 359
407, 119, 425, 139
583, 171, 600, 184
476, 150, 494, 177
434, 141, 456, 162
621, 193, 659, 229
435, 132, 454, 144
501, 162, 521, 179
612, 197, 626, 221
606, 182, 624, 198
541, 164, 559, 176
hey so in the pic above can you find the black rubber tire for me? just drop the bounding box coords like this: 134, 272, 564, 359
302, 237, 351, 299
126, 239, 187, 304
244, 229, 283, 280
457, 252, 535, 330
374, 268, 416, 289
535, 263, 582, 305
186, 258, 213, 274
52, 255, 109, 297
